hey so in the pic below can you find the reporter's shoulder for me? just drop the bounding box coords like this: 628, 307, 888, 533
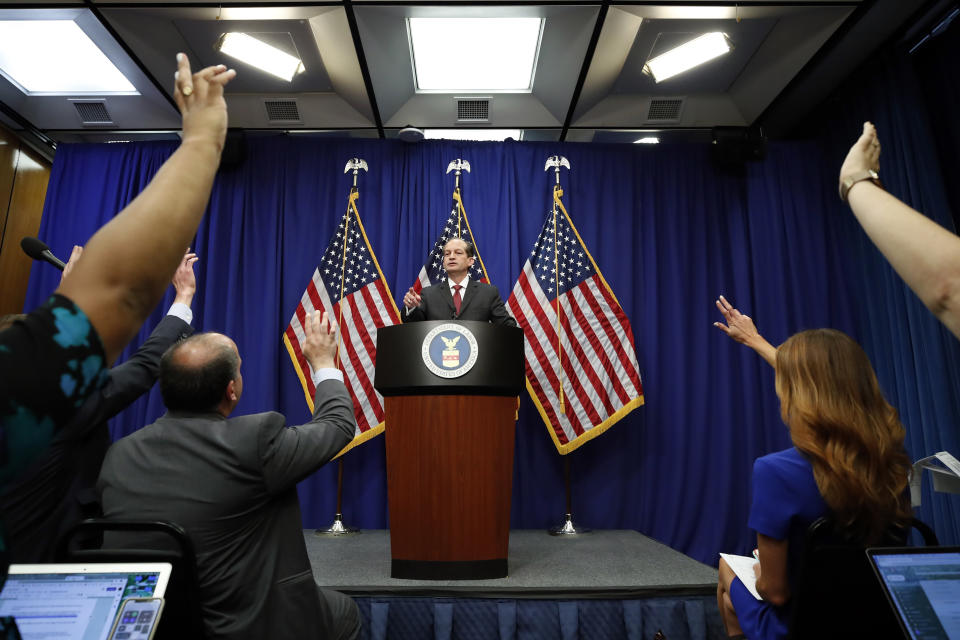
753, 447, 808, 479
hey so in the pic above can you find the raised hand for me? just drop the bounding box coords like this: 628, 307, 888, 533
173, 53, 237, 155
713, 295, 760, 345
301, 310, 338, 371
713, 295, 777, 367
839, 121, 881, 192
171, 249, 199, 305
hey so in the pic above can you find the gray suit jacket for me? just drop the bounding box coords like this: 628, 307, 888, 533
405, 279, 517, 326
0, 313, 191, 563
97, 379, 355, 640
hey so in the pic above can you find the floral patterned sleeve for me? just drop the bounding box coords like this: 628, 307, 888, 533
0, 294, 107, 487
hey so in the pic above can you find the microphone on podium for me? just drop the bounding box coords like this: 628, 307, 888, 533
20, 237, 66, 271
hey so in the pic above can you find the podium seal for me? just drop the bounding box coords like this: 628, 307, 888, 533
421, 323, 479, 378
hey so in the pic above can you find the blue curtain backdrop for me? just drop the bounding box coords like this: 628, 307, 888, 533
25, 87, 960, 564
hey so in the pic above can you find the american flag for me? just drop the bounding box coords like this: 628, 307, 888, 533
507, 188, 644, 454
283, 190, 401, 455
412, 190, 489, 291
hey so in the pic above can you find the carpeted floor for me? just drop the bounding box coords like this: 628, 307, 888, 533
306, 529, 718, 599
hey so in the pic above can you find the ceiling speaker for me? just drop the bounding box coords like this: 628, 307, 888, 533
711, 126, 767, 167
398, 126, 424, 142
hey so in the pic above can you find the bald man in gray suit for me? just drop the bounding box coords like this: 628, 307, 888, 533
98, 311, 359, 640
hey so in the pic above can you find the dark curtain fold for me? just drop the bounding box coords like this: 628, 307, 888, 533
26, 102, 960, 564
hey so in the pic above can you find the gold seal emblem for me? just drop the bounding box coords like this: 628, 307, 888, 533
441, 335, 461, 368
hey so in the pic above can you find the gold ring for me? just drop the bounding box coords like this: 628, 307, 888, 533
182, 85, 193, 97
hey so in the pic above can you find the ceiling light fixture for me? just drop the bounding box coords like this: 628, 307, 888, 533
215, 33, 304, 82
634, 137, 660, 144
409, 18, 543, 92
643, 32, 732, 83
424, 129, 522, 142
0, 20, 137, 95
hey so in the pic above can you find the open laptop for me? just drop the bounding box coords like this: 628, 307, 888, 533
868, 547, 960, 639
0, 563, 172, 640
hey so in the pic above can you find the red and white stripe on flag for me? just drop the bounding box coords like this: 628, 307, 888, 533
283, 191, 401, 456
507, 190, 643, 454
412, 190, 490, 293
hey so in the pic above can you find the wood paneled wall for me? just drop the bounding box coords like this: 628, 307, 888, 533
0, 127, 51, 315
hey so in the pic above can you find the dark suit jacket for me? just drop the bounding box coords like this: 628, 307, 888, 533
0, 314, 191, 563
405, 279, 517, 326
97, 379, 355, 640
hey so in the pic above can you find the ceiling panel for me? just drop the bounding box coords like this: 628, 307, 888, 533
0, 0, 931, 149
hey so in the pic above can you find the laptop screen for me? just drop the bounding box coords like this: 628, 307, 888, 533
0, 563, 172, 640
868, 548, 960, 640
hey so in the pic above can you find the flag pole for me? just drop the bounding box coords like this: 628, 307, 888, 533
544, 156, 570, 415
552, 184, 563, 414
316, 157, 368, 537
548, 455, 591, 535
543, 155, 590, 536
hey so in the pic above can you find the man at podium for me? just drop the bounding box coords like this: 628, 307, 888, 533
402, 238, 516, 327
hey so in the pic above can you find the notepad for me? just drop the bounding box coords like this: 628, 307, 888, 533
720, 552, 761, 600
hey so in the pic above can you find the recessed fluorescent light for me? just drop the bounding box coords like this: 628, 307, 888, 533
424, 129, 522, 142
409, 18, 542, 92
215, 33, 304, 82
0, 20, 137, 95
643, 32, 732, 83
634, 137, 660, 144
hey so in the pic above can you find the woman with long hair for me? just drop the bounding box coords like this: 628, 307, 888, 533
713, 296, 911, 639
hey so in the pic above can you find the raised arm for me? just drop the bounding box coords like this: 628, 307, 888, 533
840, 122, 960, 339
101, 250, 198, 415
713, 295, 777, 367
56, 54, 235, 364
261, 311, 355, 493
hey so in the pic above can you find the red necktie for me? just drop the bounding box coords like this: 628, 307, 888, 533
453, 284, 463, 315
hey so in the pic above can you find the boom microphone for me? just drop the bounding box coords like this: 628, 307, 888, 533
20, 237, 66, 271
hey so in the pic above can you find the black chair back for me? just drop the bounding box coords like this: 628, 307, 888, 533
55, 519, 205, 640
788, 516, 938, 640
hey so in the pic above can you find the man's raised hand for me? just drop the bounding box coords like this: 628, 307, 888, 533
172, 249, 199, 305
302, 310, 339, 371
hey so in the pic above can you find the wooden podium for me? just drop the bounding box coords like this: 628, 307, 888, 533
375, 321, 524, 579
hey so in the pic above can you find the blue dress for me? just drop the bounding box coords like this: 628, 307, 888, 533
728, 447, 828, 640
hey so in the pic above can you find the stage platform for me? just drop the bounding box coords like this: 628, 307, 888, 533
306, 529, 726, 639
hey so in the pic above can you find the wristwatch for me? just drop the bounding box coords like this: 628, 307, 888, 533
839, 169, 881, 202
